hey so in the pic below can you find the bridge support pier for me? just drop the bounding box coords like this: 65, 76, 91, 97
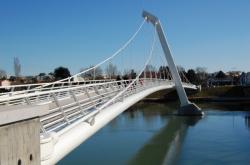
0, 105, 48, 165
178, 103, 202, 116
142, 11, 203, 116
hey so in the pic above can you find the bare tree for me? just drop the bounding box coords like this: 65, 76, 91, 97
196, 67, 207, 74
0, 69, 7, 79
80, 66, 103, 79
123, 69, 137, 79
145, 64, 156, 72
177, 65, 188, 82
14, 57, 21, 77
177, 65, 185, 72
158, 66, 171, 79
196, 67, 208, 85
186, 69, 197, 84
105, 63, 117, 78
143, 65, 157, 78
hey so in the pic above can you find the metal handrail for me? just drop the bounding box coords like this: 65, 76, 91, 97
0, 79, 116, 96
0, 78, 196, 134
0, 79, 132, 103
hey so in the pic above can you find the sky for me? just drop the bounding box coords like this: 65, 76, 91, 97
0, 0, 249, 76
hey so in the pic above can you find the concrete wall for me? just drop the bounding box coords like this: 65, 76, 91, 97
0, 118, 41, 165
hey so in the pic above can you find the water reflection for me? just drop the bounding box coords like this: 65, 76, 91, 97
245, 115, 250, 129
198, 102, 250, 111
198, 102, 250, 130
108, 102, 177, 131
59, 101, 250, 165
129, 115, 202, 165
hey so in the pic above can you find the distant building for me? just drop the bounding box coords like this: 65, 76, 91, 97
35, 74, 54, 82
207, 71, 234, 87
207, 77, 233, 87
102, 74, 109, 79
0, 79, 11, 86
0, 79, 11, 91
240, 72, 250, 86
73, 76, 84, 82
227, 71, 241, 77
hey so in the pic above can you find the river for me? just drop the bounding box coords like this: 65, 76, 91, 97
58, 101, 250, 165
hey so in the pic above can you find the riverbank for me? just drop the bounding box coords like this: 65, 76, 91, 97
190, 86, 250, 102
144, 86, 250, 103
189, 96, 250, 102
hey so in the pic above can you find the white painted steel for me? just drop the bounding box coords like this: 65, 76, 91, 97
41, 82, 176, 165
0, 79, 196, 132
0, 79, 115, 98
142, 11, 190, 107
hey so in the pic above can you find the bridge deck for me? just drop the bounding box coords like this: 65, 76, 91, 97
0, 79, 196, 164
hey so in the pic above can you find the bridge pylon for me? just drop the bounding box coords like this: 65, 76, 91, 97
142, 11, 203, 116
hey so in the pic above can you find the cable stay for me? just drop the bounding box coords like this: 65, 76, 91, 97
38, 19, 146, 88
98, 28, 157, 111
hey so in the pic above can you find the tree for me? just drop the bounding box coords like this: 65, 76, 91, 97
130, 69, 137, 79
9, 76, 16, 82
177, 65, 188, 82
38, 73, 46, 77
80, 66, 103, 79
143, 65, 157, 78
0, 69, 7, 80
215, 70, 226, 79
105, 63, 118, 78
145, 64, 156, 72
157, 66, 172, 79
196, 67, 207, 79
14, 57, 21, 77
177, 65, 185, 72
48, 72, 54, 76
158, 66, 164, 79
158, 66, 166, 79
165, 66, 171, 79
186, 69, 197, 84
53, 66, 71, 80
195, 67, 208, 85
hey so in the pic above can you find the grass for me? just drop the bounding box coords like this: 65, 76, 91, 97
192, 86, 250, 98
146, 86, 250, 99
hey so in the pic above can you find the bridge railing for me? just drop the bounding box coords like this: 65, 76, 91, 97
0, 79, 115, 98
0, 79, 122, 106
181, 82, 197, 89
41, 78, 172, 134
0, 78, 173, 133
0, 79, 196, 135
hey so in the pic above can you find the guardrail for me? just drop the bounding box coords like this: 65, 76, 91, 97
40, 79, 171, 134
0, 78, 196, 135
0, 79, 115, 97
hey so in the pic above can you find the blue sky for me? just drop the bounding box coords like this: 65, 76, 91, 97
0, 0, 249, 76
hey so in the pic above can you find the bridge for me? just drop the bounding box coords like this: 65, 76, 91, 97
0, 11, 202, 165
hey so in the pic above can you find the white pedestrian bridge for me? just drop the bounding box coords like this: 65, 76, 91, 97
0, 78, 196, 164
0, 11, 202, 164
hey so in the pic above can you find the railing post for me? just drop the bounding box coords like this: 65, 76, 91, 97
70, 90, 85, 116
52, 93, 70, 124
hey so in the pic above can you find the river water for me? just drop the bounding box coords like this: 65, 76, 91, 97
58, 102, 250, 165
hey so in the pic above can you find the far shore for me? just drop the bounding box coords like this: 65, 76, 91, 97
143, 85, 250, 103
143, 97, 250, 103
